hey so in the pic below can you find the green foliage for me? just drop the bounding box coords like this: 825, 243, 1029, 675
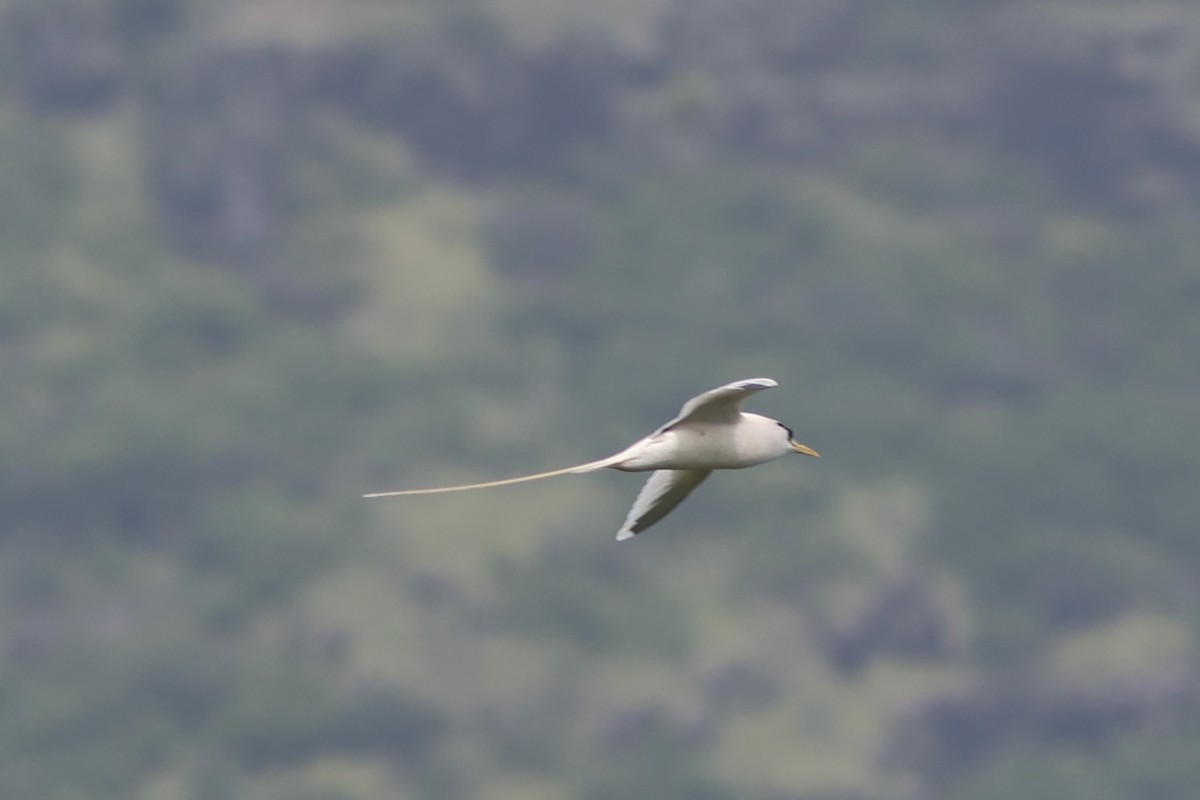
494, 540, 694, 659
946, 731, 1200, 800
2, 1, 1199, 799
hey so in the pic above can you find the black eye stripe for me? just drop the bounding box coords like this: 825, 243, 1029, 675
776, 421, 794, 439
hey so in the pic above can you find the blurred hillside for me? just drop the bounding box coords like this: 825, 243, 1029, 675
2, 0, 1199, 798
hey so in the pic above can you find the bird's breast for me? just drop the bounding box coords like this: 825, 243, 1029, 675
612, 424, 779, 472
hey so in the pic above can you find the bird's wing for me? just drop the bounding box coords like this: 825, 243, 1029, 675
616, 469, 711, 541
655, 377, 777, 433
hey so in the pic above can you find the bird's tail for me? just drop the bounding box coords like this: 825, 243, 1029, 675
362, 454, 623, 498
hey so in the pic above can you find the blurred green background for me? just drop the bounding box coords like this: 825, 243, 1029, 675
3, 0, 1199, 798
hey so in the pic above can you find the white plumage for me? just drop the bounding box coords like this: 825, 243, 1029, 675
364, 378, 819, 540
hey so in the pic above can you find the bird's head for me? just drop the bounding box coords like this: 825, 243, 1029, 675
777, 422, 820, 457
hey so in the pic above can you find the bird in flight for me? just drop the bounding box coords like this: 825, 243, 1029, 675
364, 378, 819, 540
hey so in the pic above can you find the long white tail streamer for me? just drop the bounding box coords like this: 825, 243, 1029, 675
362, 455, 622, 498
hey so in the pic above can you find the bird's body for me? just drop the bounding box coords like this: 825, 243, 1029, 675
364, 378, 818, 540
609, 413, 797, 472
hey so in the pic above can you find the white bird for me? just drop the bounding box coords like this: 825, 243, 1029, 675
364, 378, 819, 540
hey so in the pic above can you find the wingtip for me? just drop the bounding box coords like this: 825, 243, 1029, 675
735, 377, 777, 389
616, 529, 635, 542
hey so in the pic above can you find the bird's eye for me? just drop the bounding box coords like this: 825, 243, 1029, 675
777, 422, 794, 440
